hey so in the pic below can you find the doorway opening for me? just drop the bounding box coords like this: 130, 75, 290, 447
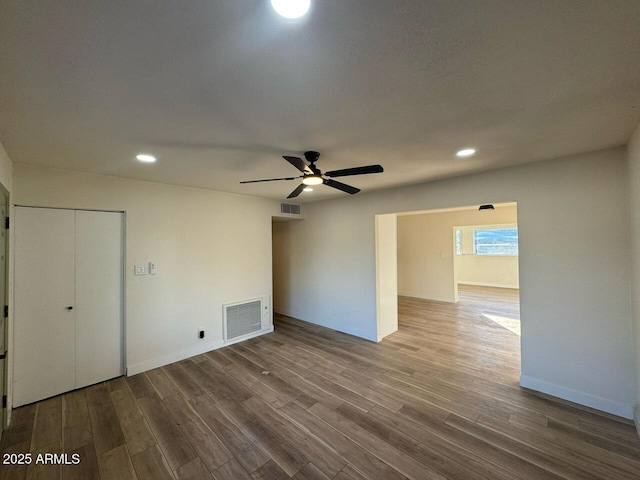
376, 202, 522, 381
453, 222, 520, 333
272, 215, 304, 327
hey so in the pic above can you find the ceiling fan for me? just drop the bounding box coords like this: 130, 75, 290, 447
240, 151, 384, 199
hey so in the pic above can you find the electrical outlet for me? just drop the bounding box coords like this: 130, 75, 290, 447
148, 261, 157, 275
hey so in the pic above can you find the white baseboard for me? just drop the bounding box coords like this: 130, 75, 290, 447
222, 326, 274, 348
126, 327, 273, 376
274, 306, 293, 317
398, 291, 456, 303
458, 281, 519, 289
127, 340, 224, 376
310, 319, 378, 342
274, 307, 378, 342
520, 375, 634, 419
377, 326, 398, 342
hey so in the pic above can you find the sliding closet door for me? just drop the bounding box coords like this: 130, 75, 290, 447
14, 207, 76, 406
75, 210, 124, 388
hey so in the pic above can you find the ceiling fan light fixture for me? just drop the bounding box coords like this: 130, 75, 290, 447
303, 187, 313, 192
302, 175, 323, 185
270, 0, 310, 19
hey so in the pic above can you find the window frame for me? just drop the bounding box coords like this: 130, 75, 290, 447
472, 224, 519, 256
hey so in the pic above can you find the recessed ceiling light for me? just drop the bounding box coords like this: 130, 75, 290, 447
303, 187, 313, 192
271, 0, 311, 19
456, 148, 476, 158
136, 154, 156, 163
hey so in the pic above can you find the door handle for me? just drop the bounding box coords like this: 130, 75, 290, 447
66, 306, 74, 310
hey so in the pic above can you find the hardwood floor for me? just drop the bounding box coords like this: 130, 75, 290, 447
2, 286, 639, 479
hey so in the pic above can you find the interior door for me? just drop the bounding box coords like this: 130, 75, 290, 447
14, 207, 76, 406
75, 210, 124, 388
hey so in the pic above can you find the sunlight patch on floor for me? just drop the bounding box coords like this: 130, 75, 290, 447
481, 313, 521, 336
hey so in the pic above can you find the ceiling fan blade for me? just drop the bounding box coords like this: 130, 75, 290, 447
325, 164, 384, 178
324, 178, 361, 195
284, 155, 313, 174
240, 176, 299, 184
287, 184, 306, 199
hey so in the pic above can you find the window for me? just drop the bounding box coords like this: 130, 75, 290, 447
474, 227, 518, 255
455, 230, 461, 255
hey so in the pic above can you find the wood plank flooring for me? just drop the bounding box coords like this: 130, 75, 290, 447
2, 286, 639, 479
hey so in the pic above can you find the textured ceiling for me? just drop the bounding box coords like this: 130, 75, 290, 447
1, 1, 639, 202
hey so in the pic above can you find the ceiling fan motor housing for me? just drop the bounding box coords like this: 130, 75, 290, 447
304, 151, 320, 164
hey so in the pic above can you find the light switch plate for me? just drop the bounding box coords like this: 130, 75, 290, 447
134, 265, 147, 275
148, 261, 157, 275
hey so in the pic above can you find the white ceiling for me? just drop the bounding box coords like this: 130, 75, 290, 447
1, 1, 639, 202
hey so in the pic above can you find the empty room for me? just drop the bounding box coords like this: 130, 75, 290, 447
1, 1, 640, 480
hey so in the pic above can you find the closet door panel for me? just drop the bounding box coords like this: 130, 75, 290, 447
75, 210, 124, 388
14, 207, 76, 406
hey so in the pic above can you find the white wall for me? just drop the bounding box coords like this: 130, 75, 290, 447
456, 254, 519, 289
397, 205, 518, 302
275, 147, 636, 418
627, 122, 640, 428
13, 164, 280, 375
0, 142, 13, 192
375, 214, 398, 340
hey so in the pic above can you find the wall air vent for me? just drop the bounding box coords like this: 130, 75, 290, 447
223, 299, 262, 341
280, 203, 301, 215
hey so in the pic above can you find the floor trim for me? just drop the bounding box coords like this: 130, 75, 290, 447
275, 308, 378, 342
520, 374, 634, 419
126, 328, 273, 375
458, 281, 519, 289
